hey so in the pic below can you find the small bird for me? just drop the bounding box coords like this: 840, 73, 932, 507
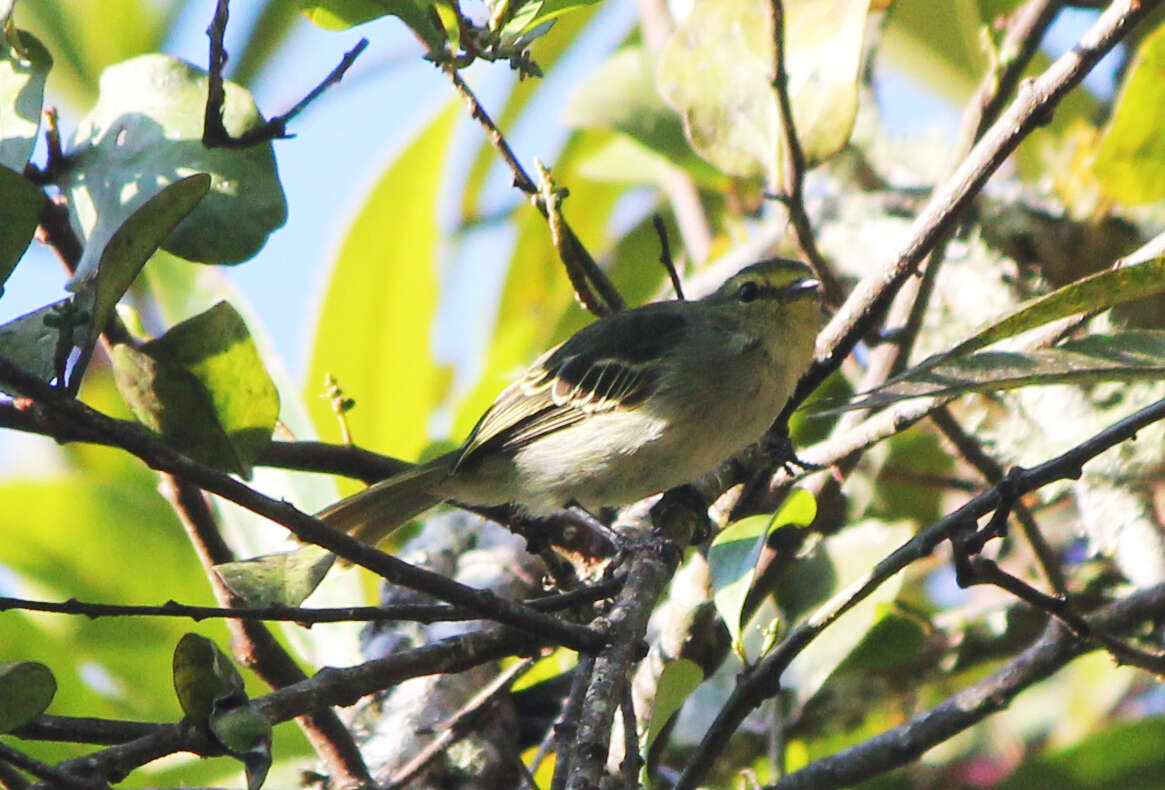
318, 257, 825, 548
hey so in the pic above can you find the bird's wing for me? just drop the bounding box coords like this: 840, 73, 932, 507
454, 306, 687, 469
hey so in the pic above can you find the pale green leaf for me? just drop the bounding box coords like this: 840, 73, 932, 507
887, 256, 1165, 389
0, 298, 74, 393
62, 54, 286, 271
498, 0, 601, 41
305, 102, 458, 467
842, 331, 1165, 411
0, 29, 51, 169
0, 661, 56, 733
658, 0, 871, 190
213, 545, 337, 608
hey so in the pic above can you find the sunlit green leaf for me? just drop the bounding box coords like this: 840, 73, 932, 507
1093, 23, 1165, 205
498, 0, 600, 41
172, 632, 245, 722
0, 661, 56, 733
0, 164, 44, 293
305, 102, 458, 472
658, 0, 871, 190
0, 29, 51, 169
62, 55, 286, 271
111, 301, 279, 478
146, 301, 280, 477
298, 0, 446, 50
709, 489, 816, 653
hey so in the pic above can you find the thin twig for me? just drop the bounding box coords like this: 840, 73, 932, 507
202, 0, 368, 148
441, 65, 624, 315
618, 684, 643, 786
0, 741, 107, 790
930, 406, 1068, 595
767, 0, 841, 304
550, 654, 595, 790
652, 213, 685, 300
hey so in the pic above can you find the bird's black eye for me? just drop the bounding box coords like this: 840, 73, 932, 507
737, 281, 761, 302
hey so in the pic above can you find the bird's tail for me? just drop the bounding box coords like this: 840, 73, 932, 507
318, 453, 455, 550
213, 454, 456, 605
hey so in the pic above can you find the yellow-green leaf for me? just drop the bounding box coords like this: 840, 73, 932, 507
1093, 23, 1165, 204
306, 102, 458, 468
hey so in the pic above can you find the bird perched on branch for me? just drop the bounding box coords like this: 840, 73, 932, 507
216, 258, 824, 604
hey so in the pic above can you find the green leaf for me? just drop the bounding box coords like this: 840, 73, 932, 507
305, 102, 457, 465
642, 659, 702, 753
62, 54, 286, 269
709, 489, 816, 653
657, 0, 871, 190
0, 29, 51, 170
211, 705, 273, 790
172, 633, 246, 721
831, 610, 927, 674
0, 661, 56, 733
111, 301, 279, 478
76, 173, 212, 352
1093, 23, 1165, 204
213, 545, 337, 608
840, 331, 1165, 411
146, 301, 280, 477
0, 164, 44, 293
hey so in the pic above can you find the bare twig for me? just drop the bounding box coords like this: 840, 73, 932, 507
202, 0, 367, 148
0, 740, 108, 790
441, 65, 624, 315
159, 475, 372, 787
767, 0, 841, 304
550, 654, 595, 790
652, 213, 685, 300
930, 406, 1068, 595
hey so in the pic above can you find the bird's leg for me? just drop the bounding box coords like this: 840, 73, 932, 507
762, 424, 820, 474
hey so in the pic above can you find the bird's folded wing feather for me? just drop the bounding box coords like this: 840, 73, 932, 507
455, 306, 687, 469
